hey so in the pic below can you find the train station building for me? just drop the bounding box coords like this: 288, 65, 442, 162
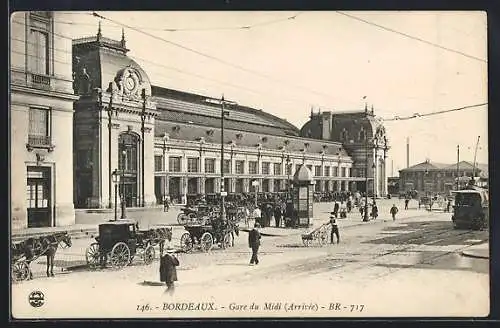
10, 16, 390, 229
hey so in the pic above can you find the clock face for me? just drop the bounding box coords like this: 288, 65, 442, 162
125, 76, 136, 91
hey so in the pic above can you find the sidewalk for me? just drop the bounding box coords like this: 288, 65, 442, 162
461, 243, 489, 259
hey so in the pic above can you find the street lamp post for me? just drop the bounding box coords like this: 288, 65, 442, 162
162, 133, 168, 202
140, 89, 147, 208
286, 154, 291, 199
112, 169, 120, 221
363, 138, 370, 222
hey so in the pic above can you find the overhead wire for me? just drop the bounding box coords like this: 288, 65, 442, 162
381, 103, 487, 121
11, 17, 487, 124
55, 12, 303, 32
9, 25, 339, 111
335, 11, 487, 63
90, 11, 361, 107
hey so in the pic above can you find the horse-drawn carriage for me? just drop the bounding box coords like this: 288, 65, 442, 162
11, 231, 72, 282
301, 223, 330, 247
180, 216, 239, 253
177, 204, 219, 225
85, 220, 172, 269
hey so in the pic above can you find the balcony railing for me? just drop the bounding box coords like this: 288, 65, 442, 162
26, 135, 54, 152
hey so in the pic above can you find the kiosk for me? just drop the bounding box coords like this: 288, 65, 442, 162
292, 164, 314, 228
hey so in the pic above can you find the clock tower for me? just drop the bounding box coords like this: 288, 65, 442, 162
72, 27, 158, 210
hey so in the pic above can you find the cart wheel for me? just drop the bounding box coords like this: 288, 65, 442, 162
12, 261, 30, 282
318, 231, 328, 246
180, 232, 194, 252
177, 214, 189, 225
222, 232, 233, 249
200, 232, 213, 252
143, 245, 155, 265
110, 242, 130, 269
85, 243, 100, 269
302, 238, 312, 247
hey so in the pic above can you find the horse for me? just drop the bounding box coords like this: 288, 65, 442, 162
21, 232, 72, 279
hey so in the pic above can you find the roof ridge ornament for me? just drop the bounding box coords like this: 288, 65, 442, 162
97, 20, 102, 41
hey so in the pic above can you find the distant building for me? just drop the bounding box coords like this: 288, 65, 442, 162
399, 160, 488, 196
10, 12, 79, 229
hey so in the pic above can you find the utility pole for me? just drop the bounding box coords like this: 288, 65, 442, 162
456, 145, 460, 190
472, 136, 480, 181
206, 96, 236, 221
406, 137, 410, 168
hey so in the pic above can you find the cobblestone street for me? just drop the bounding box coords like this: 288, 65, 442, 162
12, 200, 489, 318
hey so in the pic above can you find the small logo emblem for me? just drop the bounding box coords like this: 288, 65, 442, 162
28, 291, 44, 308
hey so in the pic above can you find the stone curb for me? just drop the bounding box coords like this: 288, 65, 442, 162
461, 249, 489, 259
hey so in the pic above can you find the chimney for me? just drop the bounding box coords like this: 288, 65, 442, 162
406, 137, 410, 168
321, 111, 332, 140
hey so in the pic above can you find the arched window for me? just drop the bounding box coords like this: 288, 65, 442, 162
119, 133, 139, 173
359, 127, 366, 141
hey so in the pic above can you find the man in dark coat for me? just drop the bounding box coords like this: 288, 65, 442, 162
404, 198, 409, 210
274, 204, 282, 228
330, 215, 340, 244
248, 222, 262, 265
333, 202, 340, 218
160, 249, 179, 295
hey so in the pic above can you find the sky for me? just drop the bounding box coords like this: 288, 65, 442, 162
54, 11, 487, 176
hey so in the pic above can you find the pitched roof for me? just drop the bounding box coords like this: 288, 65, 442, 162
400, 160, 489, 175
151, 86, 299, 136
400, 161, 449, 172
155, 120, 350, 157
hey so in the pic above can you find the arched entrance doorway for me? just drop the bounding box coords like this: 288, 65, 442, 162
119, 133, 139, 207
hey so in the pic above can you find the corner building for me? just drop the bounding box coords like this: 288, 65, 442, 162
10, 12, 79, 229
71, 31, 362, 209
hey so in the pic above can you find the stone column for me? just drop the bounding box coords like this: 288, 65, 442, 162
231, 178, 236, 193
243, 178, 249, 193
181, 176, 187, 204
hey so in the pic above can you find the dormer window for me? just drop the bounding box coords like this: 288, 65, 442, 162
206, 129, 214, 136
236, 133, 243, 140
172, 125, 180, 132
262, 136, 268, 143
359, 127, 366, 141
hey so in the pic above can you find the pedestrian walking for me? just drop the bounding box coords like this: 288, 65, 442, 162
359, 205, 365, 220
163, 195, 170, 212
371, 202, 379, 219
390, 204, 399, 221
274, 204, 282, 228
446, 199, 452, 212
330, 215, 340, 244
333, 201, 340, 218
160, 248, 179, 295
404, 198, 409, 210
339, 201, 347, 218
248, 222, 261, 265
